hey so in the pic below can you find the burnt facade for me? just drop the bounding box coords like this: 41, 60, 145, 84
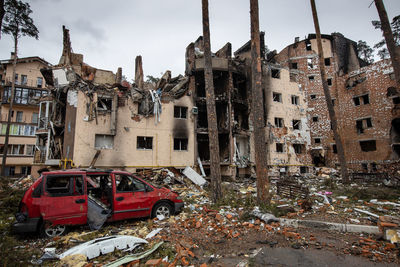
186, 38, 252, 178
274, 33, 399, 172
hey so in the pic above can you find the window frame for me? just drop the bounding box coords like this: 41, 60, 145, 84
272, 92, 282, 103
276, 143, 284, 153
274, 117, 284, 128
174, 106, 188, 119
137, 136, 153, 150
291, 95, 299, 105
174, 138, 188, 151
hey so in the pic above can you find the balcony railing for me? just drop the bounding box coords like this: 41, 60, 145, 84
4, 77, 44, 88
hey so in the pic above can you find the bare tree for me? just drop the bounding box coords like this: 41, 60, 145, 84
310, 0, 349, 183
201, 0, 222, 202
1, 0, 39, 177
374, 0, 400, 89
250, 0, 270, 203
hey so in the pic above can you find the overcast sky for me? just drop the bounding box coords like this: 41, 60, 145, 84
0, 0, 399, 80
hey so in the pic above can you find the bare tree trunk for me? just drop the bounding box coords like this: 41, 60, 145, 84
201, 0, 222, 203
310, 0, 349, 183
1, 35, 18, 177
0, 0, 4, 39
250, 0, 270, 203
374, 0, 400, 89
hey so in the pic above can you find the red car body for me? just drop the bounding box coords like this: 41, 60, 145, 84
12, 169, 184, 235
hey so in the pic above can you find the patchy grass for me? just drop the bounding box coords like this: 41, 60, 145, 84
211, 189, 257, 209
334, 186, 400, 201
0, 178, 42, 266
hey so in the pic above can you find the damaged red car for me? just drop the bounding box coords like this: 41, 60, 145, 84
13, 169, 184, 237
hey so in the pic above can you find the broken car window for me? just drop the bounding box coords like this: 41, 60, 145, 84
45, 175, 77, 197
115, 174, 146, 193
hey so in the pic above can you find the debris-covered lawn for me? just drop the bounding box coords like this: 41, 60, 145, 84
1, 168, 399, 266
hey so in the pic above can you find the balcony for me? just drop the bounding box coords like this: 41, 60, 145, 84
2, 86, 48, 105
4, 77, 44, 88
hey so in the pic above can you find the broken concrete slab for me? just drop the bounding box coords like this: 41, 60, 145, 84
183, 166, 207, 186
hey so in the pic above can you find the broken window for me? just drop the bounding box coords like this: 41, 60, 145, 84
276, 143, 284, 153
137, 136, 153, 150
174, 106, 187, 119
273, 92, 282, 103
359, 140, 377, 152
307, 58, 313, 69
353, 96, 360, 106
16, 111, 23, 123
331, 99, 336, 106
300, 166, 308, 174
332, 144, 337, 154
393, 97, 400, 104
291, 62, 298, 69
308, 75, 315, 81
293, 144, 304, 154
292, 119, 301, 130
324, 58, 331, 66
115, 174, 145, 193
45, 175, 83, 197
312, 116, 319, 122
174, 138, 188, 151
306, 40, 312, 51
97, 97, 112, 111
362, 163, 368, 172
271, 69, 280, 79
327, 78, 332, 86
361, 94, 369, 104
274, 117, 284, 128
356, 118, 373, 134
314, 138, 321, 144
353, 94, 369, 106
37, 77, 43, 88
291, 95, 299, 105
15, 74, 18, 84
197, 134, 209, 161
21, 75, 27, 85
356, 120, 363, 133
95, 134, 114, 149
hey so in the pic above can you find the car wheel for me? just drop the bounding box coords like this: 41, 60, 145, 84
152, 202, 172, 218
40, 222, 67, 238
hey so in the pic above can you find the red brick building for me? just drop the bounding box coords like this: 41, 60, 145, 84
274, 33, 398, 172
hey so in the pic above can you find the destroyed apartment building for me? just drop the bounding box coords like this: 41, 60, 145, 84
32, 27, 194, 177
28, 26, 398, 178
274, 33, 399, 173
29, 27, 312, 178
186, 34, 312, 178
